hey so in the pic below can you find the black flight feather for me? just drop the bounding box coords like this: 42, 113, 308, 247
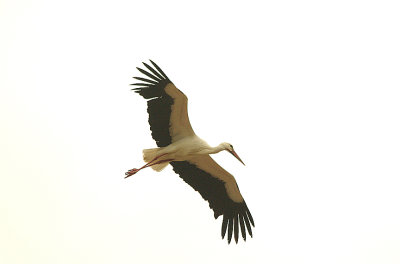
143, 62, 165, 80
221, 215, 228, 239
227, 216, 234, 243
136, 67, 162, 81
133, 76, 158, 85
150, 60, 169, 79
234, 214, 239, 243
239, 214, 246, 241
131, 60, 172, 147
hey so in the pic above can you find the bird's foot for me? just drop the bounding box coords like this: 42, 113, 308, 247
125, 168, 139, 178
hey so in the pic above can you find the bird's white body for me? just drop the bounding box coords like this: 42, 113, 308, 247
142, 137, 232, 172
160, 136, 211, 159
146, 137, 222, 162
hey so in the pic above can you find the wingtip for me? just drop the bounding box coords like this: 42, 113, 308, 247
142, 61, 149, 68
221, 216, 228, 239
149, 60, 169, 79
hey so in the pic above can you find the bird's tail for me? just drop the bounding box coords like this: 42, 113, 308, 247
143, 148, 160, 163
142, 148, 170, 172
151, 162, 169, 172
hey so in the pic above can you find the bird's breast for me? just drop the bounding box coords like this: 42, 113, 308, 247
167, 136, 210, 161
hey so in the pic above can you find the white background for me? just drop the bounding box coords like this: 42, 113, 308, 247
1, 0, 399, 263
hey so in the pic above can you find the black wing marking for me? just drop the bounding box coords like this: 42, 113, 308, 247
131, 60, 173, 147
170, 160, 255, 244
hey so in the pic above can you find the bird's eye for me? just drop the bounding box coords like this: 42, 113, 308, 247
230, 144, 233, 149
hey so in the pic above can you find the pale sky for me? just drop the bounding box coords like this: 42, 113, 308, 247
1, 0, 400, 263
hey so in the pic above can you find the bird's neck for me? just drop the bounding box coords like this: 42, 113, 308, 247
196, 144, 225, 155
207, 144, 225, 155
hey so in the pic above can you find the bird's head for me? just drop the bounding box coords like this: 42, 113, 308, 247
221, 142, 245, 166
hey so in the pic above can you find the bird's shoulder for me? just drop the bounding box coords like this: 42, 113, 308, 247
164, 83, 188, 101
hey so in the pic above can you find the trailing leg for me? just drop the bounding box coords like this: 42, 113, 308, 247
125, 153, 168, 178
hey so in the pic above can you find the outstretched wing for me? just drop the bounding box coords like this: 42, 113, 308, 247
131, 60, 195, 147
171, 155, 255, 244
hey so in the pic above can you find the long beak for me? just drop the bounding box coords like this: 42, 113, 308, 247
229, 150, 245, 166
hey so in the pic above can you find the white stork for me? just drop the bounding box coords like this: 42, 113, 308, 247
125, 60, 254, 244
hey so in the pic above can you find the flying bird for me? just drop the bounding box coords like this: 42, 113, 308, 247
126, 60, 254, 244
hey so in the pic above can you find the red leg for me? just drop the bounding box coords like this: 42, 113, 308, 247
125, 158, 173, 178
125, 154, 168, 178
